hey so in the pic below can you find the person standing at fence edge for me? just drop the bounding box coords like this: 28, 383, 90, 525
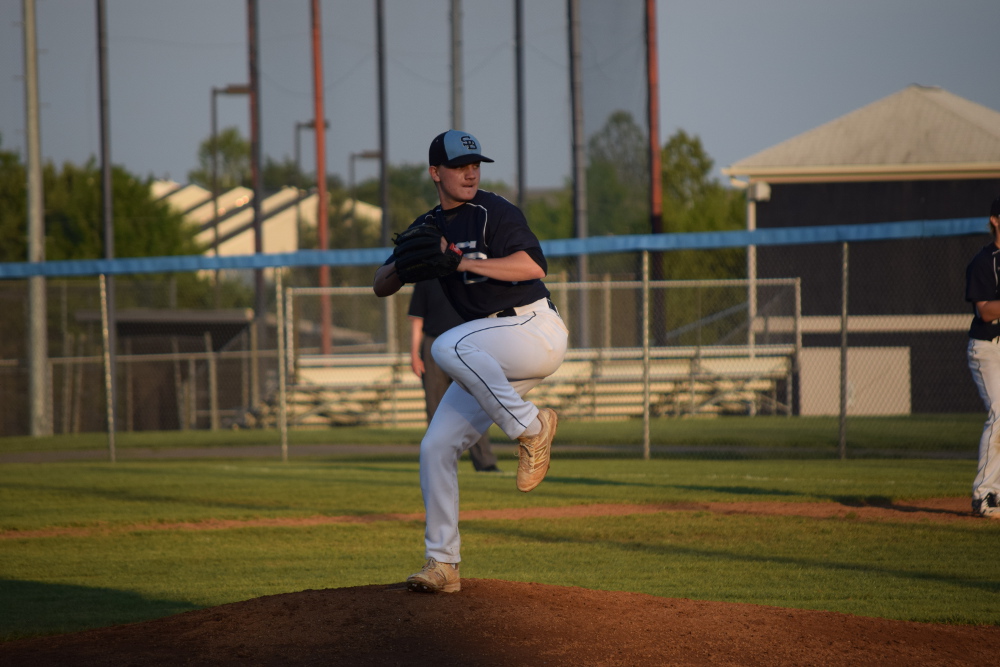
373, 130, 569, 592
408, 279, 500, 473
965, 194, 1000, 519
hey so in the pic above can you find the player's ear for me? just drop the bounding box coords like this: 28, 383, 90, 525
428, 165, 441, 183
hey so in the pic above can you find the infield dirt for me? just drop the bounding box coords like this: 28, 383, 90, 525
2, 577, 998, 666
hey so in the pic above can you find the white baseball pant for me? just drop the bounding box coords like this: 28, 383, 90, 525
419, 299, 568, 563
968, 338, 1000, 501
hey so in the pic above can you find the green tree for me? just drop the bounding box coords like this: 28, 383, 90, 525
263, 155, 313, 193
188, 126, 251, 191
386, 164, 438, 235
662, 129, 716, 216
523, 183, 573, 241
0, 146, 203, 263
656, 129, 747, 345
351, 164, 438, 243
0, 140, 27, 262
0, 144, 236, 323
586, 110, 649, 237
658, 129, 745, 281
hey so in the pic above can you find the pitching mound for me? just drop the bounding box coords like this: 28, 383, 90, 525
3, 579, 998, 666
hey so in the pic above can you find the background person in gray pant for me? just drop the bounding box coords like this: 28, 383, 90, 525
408, 279, 500, 473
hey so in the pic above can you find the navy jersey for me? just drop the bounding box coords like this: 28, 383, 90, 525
391, 189, 550, 321
407, 279, 464, 337
966, 242, 1000, 340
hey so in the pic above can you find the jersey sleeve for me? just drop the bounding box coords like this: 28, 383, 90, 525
408, 281, 429, 318
966, 252, 998, 303
484, 195, 541, 258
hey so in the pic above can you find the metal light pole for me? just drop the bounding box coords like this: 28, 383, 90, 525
211, 84, 251, 300
450, 0, 463, 131
349, 150, 383, 228
247, 0, 265, 408
375, 0, 390, 247
645, 0, 665, 345
514, 0, 525, 208
294, 119, 328, 237
568, 0, 589, 347
24, 0, 51, 436
309, 0, 332, 354
97, 0, 116, 458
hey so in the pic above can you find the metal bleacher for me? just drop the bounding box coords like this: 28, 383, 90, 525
284, 343, 796, 429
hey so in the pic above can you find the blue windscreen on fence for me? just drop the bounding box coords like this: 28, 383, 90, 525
0, 217, 985, 279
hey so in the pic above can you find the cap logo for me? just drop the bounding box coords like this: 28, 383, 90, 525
460, 135, 478, 151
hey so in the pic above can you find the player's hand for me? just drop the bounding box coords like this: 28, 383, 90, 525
411, 357, 425, 378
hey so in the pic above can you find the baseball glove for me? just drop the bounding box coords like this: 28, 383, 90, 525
391, 223, 462, 283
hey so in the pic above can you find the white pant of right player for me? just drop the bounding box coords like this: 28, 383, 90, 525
968, 338, 1000, 501
419, 304, 568, 563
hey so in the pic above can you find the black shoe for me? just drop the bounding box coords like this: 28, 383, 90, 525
476, 464, 502, 473
972, 492, 1000, 518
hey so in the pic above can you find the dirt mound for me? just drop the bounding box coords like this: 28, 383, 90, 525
3, 579, 998, 666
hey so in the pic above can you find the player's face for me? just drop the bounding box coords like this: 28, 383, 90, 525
431, 162, 480, 208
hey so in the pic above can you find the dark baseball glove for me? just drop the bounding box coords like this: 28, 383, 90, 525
391, 223, 462, 283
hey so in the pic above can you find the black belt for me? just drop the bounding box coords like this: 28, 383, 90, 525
495, 298, 558, 318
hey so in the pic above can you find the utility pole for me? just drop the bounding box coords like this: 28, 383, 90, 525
376, 0, 390, 248
568, 0, 589, 347
24, 0, 51, 436
97, 0, 117, 456
450, 0, 463, 130
311, 0, 332, 355
645, 0, 665, 345
514, 0, 525, 208
247, 0, 265, 406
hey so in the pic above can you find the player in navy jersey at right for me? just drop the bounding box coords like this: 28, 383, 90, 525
965, 195, 1000, 519
373, 130, 569, 592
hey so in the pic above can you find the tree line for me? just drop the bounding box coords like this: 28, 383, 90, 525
0, 114, 746, 282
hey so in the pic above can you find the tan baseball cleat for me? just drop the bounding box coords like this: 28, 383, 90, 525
516, 408, 558, 492
406, 558, 461, 593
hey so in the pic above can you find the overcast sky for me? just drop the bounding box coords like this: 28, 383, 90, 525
1, 0, 998, 191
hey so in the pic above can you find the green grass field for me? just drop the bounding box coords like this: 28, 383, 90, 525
0, 413, 986, 455
2, 418, 999, 643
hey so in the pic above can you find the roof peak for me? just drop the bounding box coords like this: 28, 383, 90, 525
724, 86, 1000, 180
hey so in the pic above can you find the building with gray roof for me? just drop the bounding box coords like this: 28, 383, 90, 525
723, 85, 1000, 414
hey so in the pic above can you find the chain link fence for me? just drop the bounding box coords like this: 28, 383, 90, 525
283, 274, 799, 432
0, 230, 985, 463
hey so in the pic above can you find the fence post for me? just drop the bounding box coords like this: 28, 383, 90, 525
172, 337, 185, 431
124, 338, 133, 432
188, 357, 197, 429
99, 274, 116, 462
241, 330, 250, 413
285, 283, 296, 389
642, 251, 651, 460
838, 242, 849, 460
250, 323, 260, 410
205, 331, 219, 431
793, 277, 802, 418
276, 271, 288, 462
602, 274, 612, 348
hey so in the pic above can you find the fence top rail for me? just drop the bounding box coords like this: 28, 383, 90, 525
0, 218, 985, 280
288, 278, 800, 297
297, 344, 797, 368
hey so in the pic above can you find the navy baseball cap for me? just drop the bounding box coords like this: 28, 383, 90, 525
428, 130, 494, 167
